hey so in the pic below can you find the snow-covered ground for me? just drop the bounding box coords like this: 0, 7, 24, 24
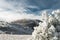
0, 34, 32, 40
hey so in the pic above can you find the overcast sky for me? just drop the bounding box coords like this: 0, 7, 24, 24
0, 0, 60, 22
0, 0, 60, 13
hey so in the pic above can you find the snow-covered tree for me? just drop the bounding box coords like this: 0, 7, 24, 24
29, 10, 60, 40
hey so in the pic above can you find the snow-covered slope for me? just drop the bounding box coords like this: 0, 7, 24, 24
0, 19, 41, 34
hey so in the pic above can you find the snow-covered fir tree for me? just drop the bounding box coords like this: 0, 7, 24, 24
29, 10, 60, 40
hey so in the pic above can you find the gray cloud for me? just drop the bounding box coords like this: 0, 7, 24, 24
0, 0, 60, 22
0, 0, 59, 13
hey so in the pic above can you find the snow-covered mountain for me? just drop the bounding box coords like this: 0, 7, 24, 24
0, 19, 41, 34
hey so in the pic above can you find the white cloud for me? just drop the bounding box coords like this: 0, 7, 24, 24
0, 0, 40, 22
0, 8, 40, 22
0, 0, 13, 9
